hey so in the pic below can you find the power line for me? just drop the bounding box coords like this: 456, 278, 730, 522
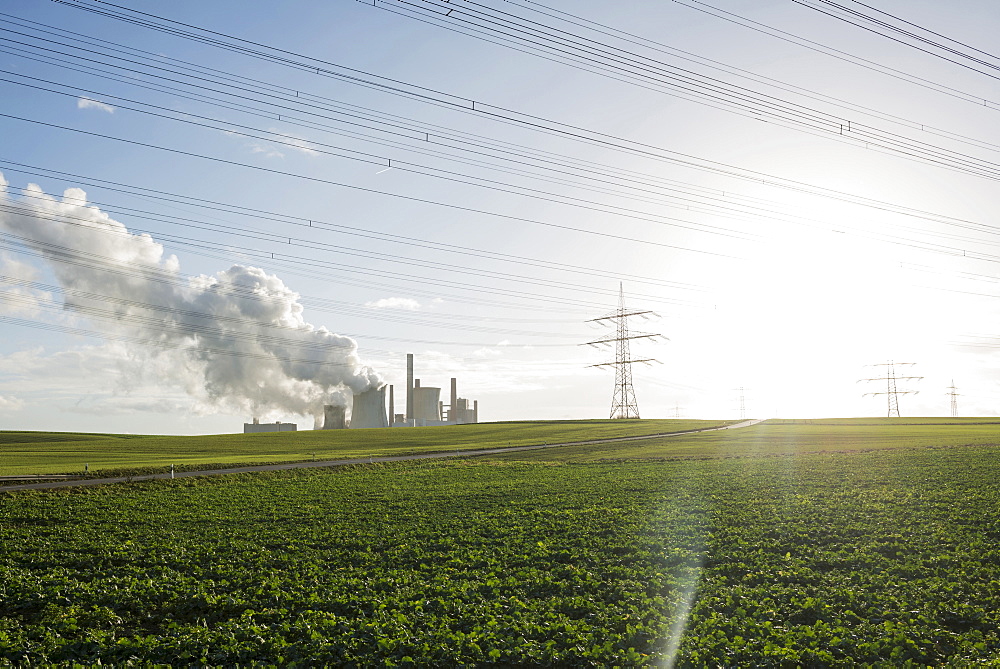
0, 187, 692, 312
0, 266, 574, 341
0, 13, 771, 214
0, 21, 820, 232
6, 50, 1000, 265
7, 5, 1000, 306
0, 159, 701, 296
0, 203, 631, 316
667, 0, 1000, 112
0, 279, 571, 349
411, 0, 1000, 153
0, 70, 759, 243
794, 0, 1000, 82
1, 44, 992, 253
367, 0, 1000, 180
42, 1, 1000, 225
0, 111, 736, 261
10, 154, 1000, 293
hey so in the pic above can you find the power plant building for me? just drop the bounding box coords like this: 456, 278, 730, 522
450, 397, 479, 424
244, 418, 297, 433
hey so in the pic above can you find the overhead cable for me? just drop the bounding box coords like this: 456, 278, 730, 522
41, 1, 1000, 230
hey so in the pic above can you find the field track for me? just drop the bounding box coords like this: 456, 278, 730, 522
0, 419, 760, 493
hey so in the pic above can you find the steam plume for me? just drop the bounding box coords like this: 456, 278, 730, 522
0, 174, 380, 421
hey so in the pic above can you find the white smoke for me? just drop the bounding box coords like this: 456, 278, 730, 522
0, 173, 380, 421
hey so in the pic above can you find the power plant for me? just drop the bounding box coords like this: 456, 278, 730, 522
391, 353, 478, 427
278, 353, 478, 431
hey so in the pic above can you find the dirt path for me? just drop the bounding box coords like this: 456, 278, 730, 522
0, 419, 763, 493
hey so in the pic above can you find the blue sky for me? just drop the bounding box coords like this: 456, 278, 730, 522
1, 0, 999, 433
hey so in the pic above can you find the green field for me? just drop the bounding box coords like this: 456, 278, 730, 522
0, 419, 729, 475
1, 418, 999, 665
492, 418, 1000, 462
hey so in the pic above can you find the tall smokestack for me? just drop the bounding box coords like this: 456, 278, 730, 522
388, 385, 394, 426
406, 353, 414, 420
450, 377, 457, 422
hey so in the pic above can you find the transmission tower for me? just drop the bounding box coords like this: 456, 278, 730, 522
860, 361, 922, 417
947, 380, 960, 417
585, 284, 661, 419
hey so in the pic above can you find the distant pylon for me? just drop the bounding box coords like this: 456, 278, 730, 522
860, 361, 922, 417
739, 386, 746, 420
585, 284, 662, 419
947, 380, 960, 417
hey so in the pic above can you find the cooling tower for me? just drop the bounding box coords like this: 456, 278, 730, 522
351, 385, 389, 429
323, 404, 346, 430
412, 386, 442, 422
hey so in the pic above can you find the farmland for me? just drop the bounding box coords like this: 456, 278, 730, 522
0, 418, 728, 476
491, 417, 1000, 462
1, 419, 999, 665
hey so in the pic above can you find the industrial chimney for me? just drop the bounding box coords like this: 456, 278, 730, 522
388, 385, 394, 426
406, 353, 414, 421
450, 377, 457, 423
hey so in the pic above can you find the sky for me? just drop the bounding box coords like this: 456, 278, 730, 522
1, 0, 999, 434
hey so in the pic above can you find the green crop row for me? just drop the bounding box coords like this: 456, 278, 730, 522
2, 439, 1000, 665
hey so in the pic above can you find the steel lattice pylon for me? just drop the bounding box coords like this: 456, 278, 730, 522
947, 380, 960, 417
860, 361, 922, 417
585, 284, 661, 419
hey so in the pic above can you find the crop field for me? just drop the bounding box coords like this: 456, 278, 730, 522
492, 418, 1000, 462
2, 420, 999, 665
0, 419, 728, 475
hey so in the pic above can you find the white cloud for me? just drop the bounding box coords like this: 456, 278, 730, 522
365, 297, 421, 311
267, 128, 320, 156
0, 394, 24, 411
0, 253, 54, 317
77, 97, 115, 114
248, 142, 285, 159
235, 129, 319, 160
